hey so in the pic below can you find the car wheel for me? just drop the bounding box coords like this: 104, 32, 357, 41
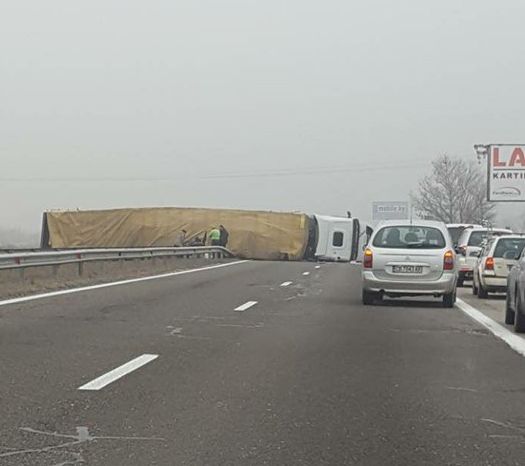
472, 276, 479, 295
514, 292, 525, 333
443, 290, 456, 308
362, 289, 376, 305
478, 282, 489, 299
505, 292, 515, 325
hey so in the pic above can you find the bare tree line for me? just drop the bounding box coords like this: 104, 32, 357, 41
412, 155, 496, 224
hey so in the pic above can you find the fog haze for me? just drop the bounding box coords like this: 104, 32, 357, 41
2, 0, 524, 236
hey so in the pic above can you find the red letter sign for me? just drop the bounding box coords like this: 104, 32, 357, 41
510, 147, 525, 167
493, 147, 506, 167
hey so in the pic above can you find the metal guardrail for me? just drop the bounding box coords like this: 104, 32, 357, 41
0, 247, 234, 270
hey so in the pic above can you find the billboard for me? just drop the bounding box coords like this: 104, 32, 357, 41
488, 144, 525, 202
372, 201, 409, 221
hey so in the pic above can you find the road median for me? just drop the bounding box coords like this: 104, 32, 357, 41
0, 254, 233, 300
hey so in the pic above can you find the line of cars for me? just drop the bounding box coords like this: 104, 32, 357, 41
451, 224, 513, 287
360, 221, 525, 332
452, 225, 525, 333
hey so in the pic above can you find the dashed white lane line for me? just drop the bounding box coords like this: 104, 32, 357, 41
78, 354, 159, 391
234, 301, 258, 312
280, 281, 293, 287
315, 266, 321, 269
0, 260, 249, 308
302, 272, 310, 276
456, 299, 525, 358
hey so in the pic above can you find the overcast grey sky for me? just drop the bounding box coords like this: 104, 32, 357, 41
1, 0, 524, 232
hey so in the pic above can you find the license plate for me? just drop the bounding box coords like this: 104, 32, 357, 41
392, 265, 423, 274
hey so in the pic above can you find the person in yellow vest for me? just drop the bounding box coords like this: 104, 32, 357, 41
209, 227, 221, 246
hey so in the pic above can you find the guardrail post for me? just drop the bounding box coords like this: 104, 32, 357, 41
77, 253, 83, 277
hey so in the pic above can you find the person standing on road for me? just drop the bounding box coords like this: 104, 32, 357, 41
219, 225, 229, 248
209, 226, 221, 246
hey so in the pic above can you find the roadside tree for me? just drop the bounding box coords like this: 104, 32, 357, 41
412, 155, 496, 224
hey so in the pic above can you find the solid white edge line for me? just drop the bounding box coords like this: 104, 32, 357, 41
456, 298, 525, 358
78, 354, 159, 391
234, 301, 258, 312
0, 260, 250, 307
280, 281, 293, 287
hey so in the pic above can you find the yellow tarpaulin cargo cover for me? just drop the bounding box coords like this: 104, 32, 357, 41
43, 207, 310, 261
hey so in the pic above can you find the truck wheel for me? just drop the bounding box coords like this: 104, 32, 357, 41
505, 292, 515, 325
443, 290, 456, 308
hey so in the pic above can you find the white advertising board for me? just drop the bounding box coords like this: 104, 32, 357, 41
488, 145, 525, 202
372, 202, 409, 221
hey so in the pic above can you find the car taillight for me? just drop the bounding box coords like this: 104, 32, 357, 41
363, 248, 373, 269
444, 250, 454, 270
485, 257, 494, 271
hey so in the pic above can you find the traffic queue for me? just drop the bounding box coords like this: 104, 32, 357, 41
360, 221, 525, 334
450, 224, 525, 333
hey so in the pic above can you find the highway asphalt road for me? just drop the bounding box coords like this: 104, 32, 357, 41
1, 261, 525, 465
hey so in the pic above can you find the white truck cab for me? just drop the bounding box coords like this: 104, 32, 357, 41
314, 215, 354, 262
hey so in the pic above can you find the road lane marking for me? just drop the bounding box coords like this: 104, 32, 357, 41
78, 354, 159, 391
315, 266, 321, 269
280, 281, 293, 287
445, 386, 478, 393
234, 301, 258, 312
302, 272, 310, 276
217, 323, 264, 328
0, 260, 249, 307
456, 299, 525, 358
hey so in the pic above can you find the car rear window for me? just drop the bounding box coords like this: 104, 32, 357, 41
447, 227, 464, 245
468, 230, 511, 247
372, 226, 446, 249
468, 231, 487, 247
493, 238, 525, 259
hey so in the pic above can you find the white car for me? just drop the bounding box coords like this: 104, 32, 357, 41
362, 220, 458, 308
446, 224, 482, 248
455, 227, 513, 287
473, 235, 525, 298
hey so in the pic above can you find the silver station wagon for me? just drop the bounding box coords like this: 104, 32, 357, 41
362, 220, 457, 307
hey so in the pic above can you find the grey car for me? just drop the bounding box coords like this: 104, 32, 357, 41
505, 248, 525, 332
362, 220, 458, 308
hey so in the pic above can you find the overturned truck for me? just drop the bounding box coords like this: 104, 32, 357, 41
40, 207, 311, 261
40, 207, 371, 262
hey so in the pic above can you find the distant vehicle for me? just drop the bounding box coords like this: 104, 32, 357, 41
505, 248, 525, 332
312, 215, 372, 262
455, 227, 513, 287
361, 220, 457, 308
446, 224, 482, 248
472, 235, 525, 298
